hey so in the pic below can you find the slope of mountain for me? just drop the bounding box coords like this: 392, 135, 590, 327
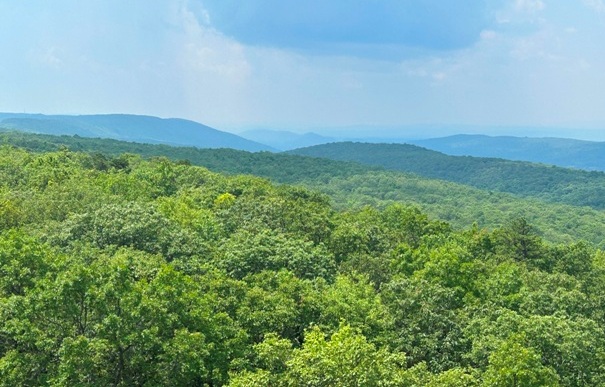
2, 131, 605, 245
239, 128, 335, 150
0, 113, 273, 152
288, 142, 605, 210
409, 134, 605, 171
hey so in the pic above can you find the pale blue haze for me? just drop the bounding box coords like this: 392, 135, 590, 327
1, 1, 605, 139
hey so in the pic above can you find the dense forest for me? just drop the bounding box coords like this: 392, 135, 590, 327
1, 136, 605, 385
290, 142, 605, 210
2, 131, 605, 245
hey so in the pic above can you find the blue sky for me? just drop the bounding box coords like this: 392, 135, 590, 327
1, 0, 605, 138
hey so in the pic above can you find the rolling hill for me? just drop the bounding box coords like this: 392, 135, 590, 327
288, 142, 605, 210
409, 134, 605, 171
2, 131, 605, 245
0, 113, 273, 152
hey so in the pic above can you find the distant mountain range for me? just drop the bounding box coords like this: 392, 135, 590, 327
408, 134, 605, 171
241, 128, 605, 171
239, 129, 336, 151
0, 113, 273, 152
2, 114, 604, 171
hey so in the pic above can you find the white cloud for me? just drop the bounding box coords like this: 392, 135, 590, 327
480, 30, 498, 40
177, 6, 250, 81
2, 0, 605, 133
514, 0, 546, 12
582, 0, 605, 13
31, 46, 64, 68
432, 72, 447, 81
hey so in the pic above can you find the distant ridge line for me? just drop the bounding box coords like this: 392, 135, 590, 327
0, 113, 274, 152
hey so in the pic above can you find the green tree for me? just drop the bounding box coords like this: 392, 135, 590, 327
381, 278, 468, 371
483, 335, 559, 387
315, 274, 392, 345
494, 217, 544, 265
55, 202, 208, 261
216, 229, 335, 280
0, 229, 52, 297
284, 324, 407, 386
236, 270, 318, 343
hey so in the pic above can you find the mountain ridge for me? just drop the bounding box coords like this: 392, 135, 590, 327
239, 128, 336, 151
409, 134, 605, 171
288, 141, 605, 210
1, 131, 605, 245
0, 113, 274, 152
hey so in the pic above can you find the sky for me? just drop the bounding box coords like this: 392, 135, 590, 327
1, 0, 605, 139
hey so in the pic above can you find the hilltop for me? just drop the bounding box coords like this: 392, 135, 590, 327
410, 134, 605, 171
0, 113, 273, 152
288, 141, 605, 210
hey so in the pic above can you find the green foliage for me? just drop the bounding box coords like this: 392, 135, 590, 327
290, 141, 605, 210
231, 324, 408, 386
0, 140, 603, 385
482, 335, 560, 387
0, 248, 247, 386
284, 324, 407, 386
236, 270, 318, 344
314, 274, 392, 344
54, 202, 208, 261
494, 217, 544, 264
216, 229, 335, 280
466, 309, 605, 386
0, 229, 52, 296
0, 131, 604, 244
301, 170, 605, 245
381, 277, 468, 372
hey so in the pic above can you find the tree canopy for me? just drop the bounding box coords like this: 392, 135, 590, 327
0, 139, 603, 385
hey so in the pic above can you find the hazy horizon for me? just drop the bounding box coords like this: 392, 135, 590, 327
2, 111, 605, 142
2, 1, 605, 139
231, 124, 605, 142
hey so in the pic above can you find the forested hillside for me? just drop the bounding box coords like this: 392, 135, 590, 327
299, 170, 605, 246
289, 142, 605, 210
0, 113, 272, 152
411, 134, 605, 171
1, 131, 605, 245
2, 144, 605, 385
